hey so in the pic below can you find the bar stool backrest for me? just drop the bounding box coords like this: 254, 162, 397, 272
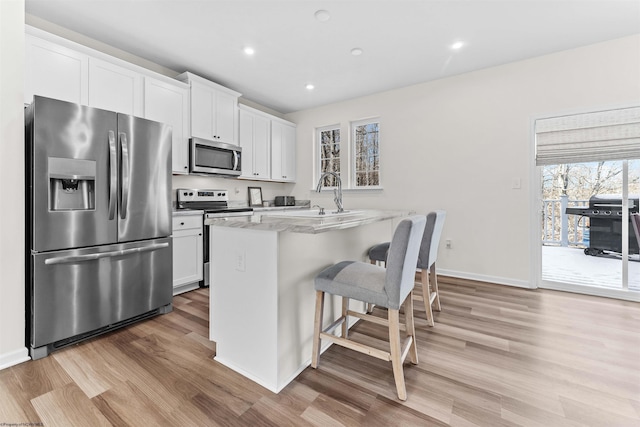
417, 210, 447, 270
384, 215, 426, 310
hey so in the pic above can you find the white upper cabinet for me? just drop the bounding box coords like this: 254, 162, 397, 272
239, 107, 271, 180
25, 27, 193, 176
25, 34, 88, 105
144, 77, 190, 175
177, 72, 241, 146
88, 57, 143, 116
271, 120, 296, 182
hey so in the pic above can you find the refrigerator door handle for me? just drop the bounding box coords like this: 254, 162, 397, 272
44, 242, 170, 265
108, 131, 117, 220
119, 132, 130, 219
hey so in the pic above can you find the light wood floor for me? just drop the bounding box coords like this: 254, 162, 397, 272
2, 278, 639, 426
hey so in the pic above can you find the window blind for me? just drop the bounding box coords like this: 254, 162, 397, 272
535, 106, 640, 165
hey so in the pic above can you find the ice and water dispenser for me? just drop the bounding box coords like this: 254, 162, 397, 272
48, 157, 96, 211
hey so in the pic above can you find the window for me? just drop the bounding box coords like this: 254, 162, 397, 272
352, 119, 380, 187
318, 125, 341, 187
315, 118, 382, 190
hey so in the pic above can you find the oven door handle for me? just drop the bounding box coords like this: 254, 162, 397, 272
44, 243, 170, 265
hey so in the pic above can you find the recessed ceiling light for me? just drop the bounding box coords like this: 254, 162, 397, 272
305, 84, 315, 90
350, 48, 363, 56
451, 41, 465, 50
243, 47, 255, 55
314, 10, 330, 22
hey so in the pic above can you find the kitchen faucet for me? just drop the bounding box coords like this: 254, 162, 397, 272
316, 172, 344, 213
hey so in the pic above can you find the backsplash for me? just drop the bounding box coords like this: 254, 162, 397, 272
172, 174, 293, 204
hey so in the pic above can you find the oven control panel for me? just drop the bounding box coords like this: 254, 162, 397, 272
177, 188, 228, 202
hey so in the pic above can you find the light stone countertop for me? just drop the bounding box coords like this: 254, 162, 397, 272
205, 209, 410, 234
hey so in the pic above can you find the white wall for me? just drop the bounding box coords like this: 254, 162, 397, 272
0, 0, 29, 369
286, 35, 640, 287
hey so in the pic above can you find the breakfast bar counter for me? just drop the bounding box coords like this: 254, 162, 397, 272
207, 209, 408, 393
204, 209, 407, 233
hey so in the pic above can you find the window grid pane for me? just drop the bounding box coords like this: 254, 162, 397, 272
354, 122, 379, 187
319, 129, 340, 186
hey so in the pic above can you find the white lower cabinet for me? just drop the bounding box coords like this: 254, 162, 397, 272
172, 214, 203, 295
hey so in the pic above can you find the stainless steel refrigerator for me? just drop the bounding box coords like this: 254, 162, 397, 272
25, 96, 173, 359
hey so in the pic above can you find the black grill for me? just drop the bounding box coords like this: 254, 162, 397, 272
565, 194, 639, 256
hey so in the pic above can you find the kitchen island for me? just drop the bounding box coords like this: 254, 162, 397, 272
206, 209, 408, 393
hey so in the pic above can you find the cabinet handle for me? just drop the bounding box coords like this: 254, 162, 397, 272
199, 233, 202, 236
180, 222, 185, 226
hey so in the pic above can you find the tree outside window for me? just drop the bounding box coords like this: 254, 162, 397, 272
318, 126, 340, 187
352, 120, 379, 187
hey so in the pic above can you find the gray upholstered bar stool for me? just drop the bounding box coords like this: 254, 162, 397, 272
368, 211, 446, 326
311, 215, 426, 401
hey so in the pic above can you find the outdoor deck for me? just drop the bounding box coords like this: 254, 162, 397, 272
542, 245, 640, 291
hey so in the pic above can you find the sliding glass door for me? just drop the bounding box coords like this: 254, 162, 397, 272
534, 106, 640, 300
540, 160, 639, 295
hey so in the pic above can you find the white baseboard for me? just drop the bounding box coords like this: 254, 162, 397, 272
438, 269, 535, 289
0, 347, 30, 371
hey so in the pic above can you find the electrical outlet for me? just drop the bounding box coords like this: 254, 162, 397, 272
445, 239, 452, 249
235, 251, 246, 272
512, 177, 522, 189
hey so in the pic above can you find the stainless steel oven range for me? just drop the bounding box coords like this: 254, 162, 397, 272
176, 189, 253, 286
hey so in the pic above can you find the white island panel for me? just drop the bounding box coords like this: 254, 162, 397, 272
209, 213, 399, 393
210, 227, 279, 388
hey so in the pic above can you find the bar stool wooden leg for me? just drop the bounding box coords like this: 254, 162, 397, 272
366, 260, 379, 313
420, 269, 435, 326
430, 264, 441, 311
311, 290, 325, 368
388, 308, 407, 400
341, 297, 349, 339
404, 291, 418, 365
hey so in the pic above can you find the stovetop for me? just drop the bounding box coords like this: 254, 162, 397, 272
176, 188, 253, 216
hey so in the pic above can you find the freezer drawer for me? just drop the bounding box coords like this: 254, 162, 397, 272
30, 237, 172, 357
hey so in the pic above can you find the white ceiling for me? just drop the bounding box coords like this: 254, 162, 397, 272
25, 0, 640, 114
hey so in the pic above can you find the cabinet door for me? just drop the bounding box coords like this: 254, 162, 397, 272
253, 115, 271, 178
88, 58, 143, 116
190, 81, 215, 140
25, 34, 88, 105
239, 109, 255, 178
215, 90, 238, 144
240, 110, 271, 180
281, 124, 296, 182
172, 228, 203, 288
144, 78, 190, 174
271, 121, 296, 182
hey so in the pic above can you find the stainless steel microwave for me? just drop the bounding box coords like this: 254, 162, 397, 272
190, 137, 242, 177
